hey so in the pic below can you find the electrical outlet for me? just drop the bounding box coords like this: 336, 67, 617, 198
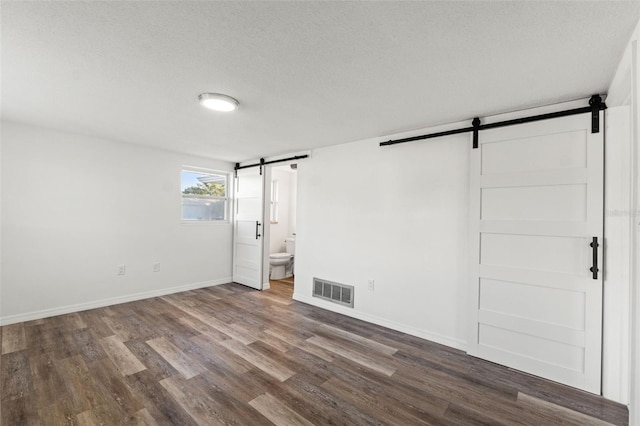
368, 279, 375, 291
153, 262, 160, 272
117, 264, 126, 275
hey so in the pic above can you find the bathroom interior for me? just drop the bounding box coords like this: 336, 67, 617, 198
268, 163, 297, 285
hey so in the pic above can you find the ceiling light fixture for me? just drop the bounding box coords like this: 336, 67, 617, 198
198, 93, 239, 112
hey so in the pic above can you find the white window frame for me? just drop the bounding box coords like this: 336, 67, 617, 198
180, 167, 231, 224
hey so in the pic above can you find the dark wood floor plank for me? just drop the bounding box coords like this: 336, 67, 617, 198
467, 359, 628, 425
188, 287, 222, 303
188, 373, 274, 424
269, 303, 326, 331
124, 339, 180, 381
391, 366, 548, 426
48, 325, 81, 360
251, 341, 333, 387
102, 314, 156, 342
286, 373, 383, 426
2, 350, 33, 402
218, 338, 295, 382
72, 328, 109, 363
75, 309, 114, 340
2, 323, 27, 354
444, 403, 509, 426
204, 285, 236, 297
156, 312, 202, 340
394, 349, 511, 402
104, 302, 138, 319
23, 319, 79, 361
166, 299, 257, 344
160, 374, 269, 425
146, 337, 206, 379
375, 333, 474, 375
2, 396, 41, 426
256, 329, 296, 353
57, 312, 87, 331
133, 310, 189, 342
516, 393, 617, 426
86, 357, 145, 416
99, 335, 146, 376
188, 333, 254, 375
307, 334, 397, 376
139, 297, 191, 319
131, 407, 160, 425
249, 392, 315, 426
126, 370, 198, 426
248, 289, 293, 306
75, 403, 129, 426
263, 325, 305, 347
321, 376, 443, 426
328, 355, 452, 419
38, 397, 76, 426
55, 355, 112, 414
1, 279, 629, 426
24, 323, 56, 357
317, 322, 399, 355
160, 294, 205, 317
177, 314, 231, 342
263, 316, 316, 343
29, 352, 69, 407
247, 368, 353, 426
294, 338, 339, 362
192, 365, 266, 403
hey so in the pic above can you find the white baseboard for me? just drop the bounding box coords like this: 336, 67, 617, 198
0, 277, 232, 326
262, 281, 271, 290
292, 292, 468, 352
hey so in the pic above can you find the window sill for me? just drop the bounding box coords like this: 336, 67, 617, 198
181, 220, 231, 226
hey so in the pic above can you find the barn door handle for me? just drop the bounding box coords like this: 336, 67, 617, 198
255, 221, 262, 240
589, 237, 599, 280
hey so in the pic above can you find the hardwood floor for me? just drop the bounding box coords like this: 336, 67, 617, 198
1, 280, 628, 425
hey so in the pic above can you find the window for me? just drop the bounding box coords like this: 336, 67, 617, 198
181, 168, 229, 221
270, 179, 279, 223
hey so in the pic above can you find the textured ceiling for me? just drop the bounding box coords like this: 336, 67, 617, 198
2, 1, 639, 162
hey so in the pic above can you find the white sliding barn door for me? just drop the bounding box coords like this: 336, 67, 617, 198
233, 168, 264, 290
468, 112, 604, 394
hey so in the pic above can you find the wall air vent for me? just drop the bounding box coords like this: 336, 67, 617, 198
312, 277, 354, 308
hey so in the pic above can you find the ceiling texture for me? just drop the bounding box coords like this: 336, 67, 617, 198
2, 1, 639, 162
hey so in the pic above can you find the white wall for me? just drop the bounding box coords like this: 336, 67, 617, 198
0, 121, 3, 324
604, 28, 636, 405
269, 166, 296, 254
607, 19, 640, 424
0, 121, 234, 324
603, 106, 632, 404
633, 40, 640, 426
294, 130, 470, 349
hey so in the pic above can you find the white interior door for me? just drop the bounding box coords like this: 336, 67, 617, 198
468, 112, 604, 394
233, 168, 264, 290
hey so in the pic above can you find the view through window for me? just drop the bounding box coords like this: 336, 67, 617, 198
181, 169, 229, 221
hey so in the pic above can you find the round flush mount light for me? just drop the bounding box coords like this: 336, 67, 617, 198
198, 93, 239, 112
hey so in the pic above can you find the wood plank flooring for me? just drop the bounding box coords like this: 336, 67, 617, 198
1, 279, 628, 425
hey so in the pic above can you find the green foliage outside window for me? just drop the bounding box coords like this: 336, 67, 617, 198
182, 182, 225, 197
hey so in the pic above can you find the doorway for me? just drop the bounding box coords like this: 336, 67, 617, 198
265, 164, 298, 290
232, 160, 300, 292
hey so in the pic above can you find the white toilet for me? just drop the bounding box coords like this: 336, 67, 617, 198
269, 237, 295, 279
